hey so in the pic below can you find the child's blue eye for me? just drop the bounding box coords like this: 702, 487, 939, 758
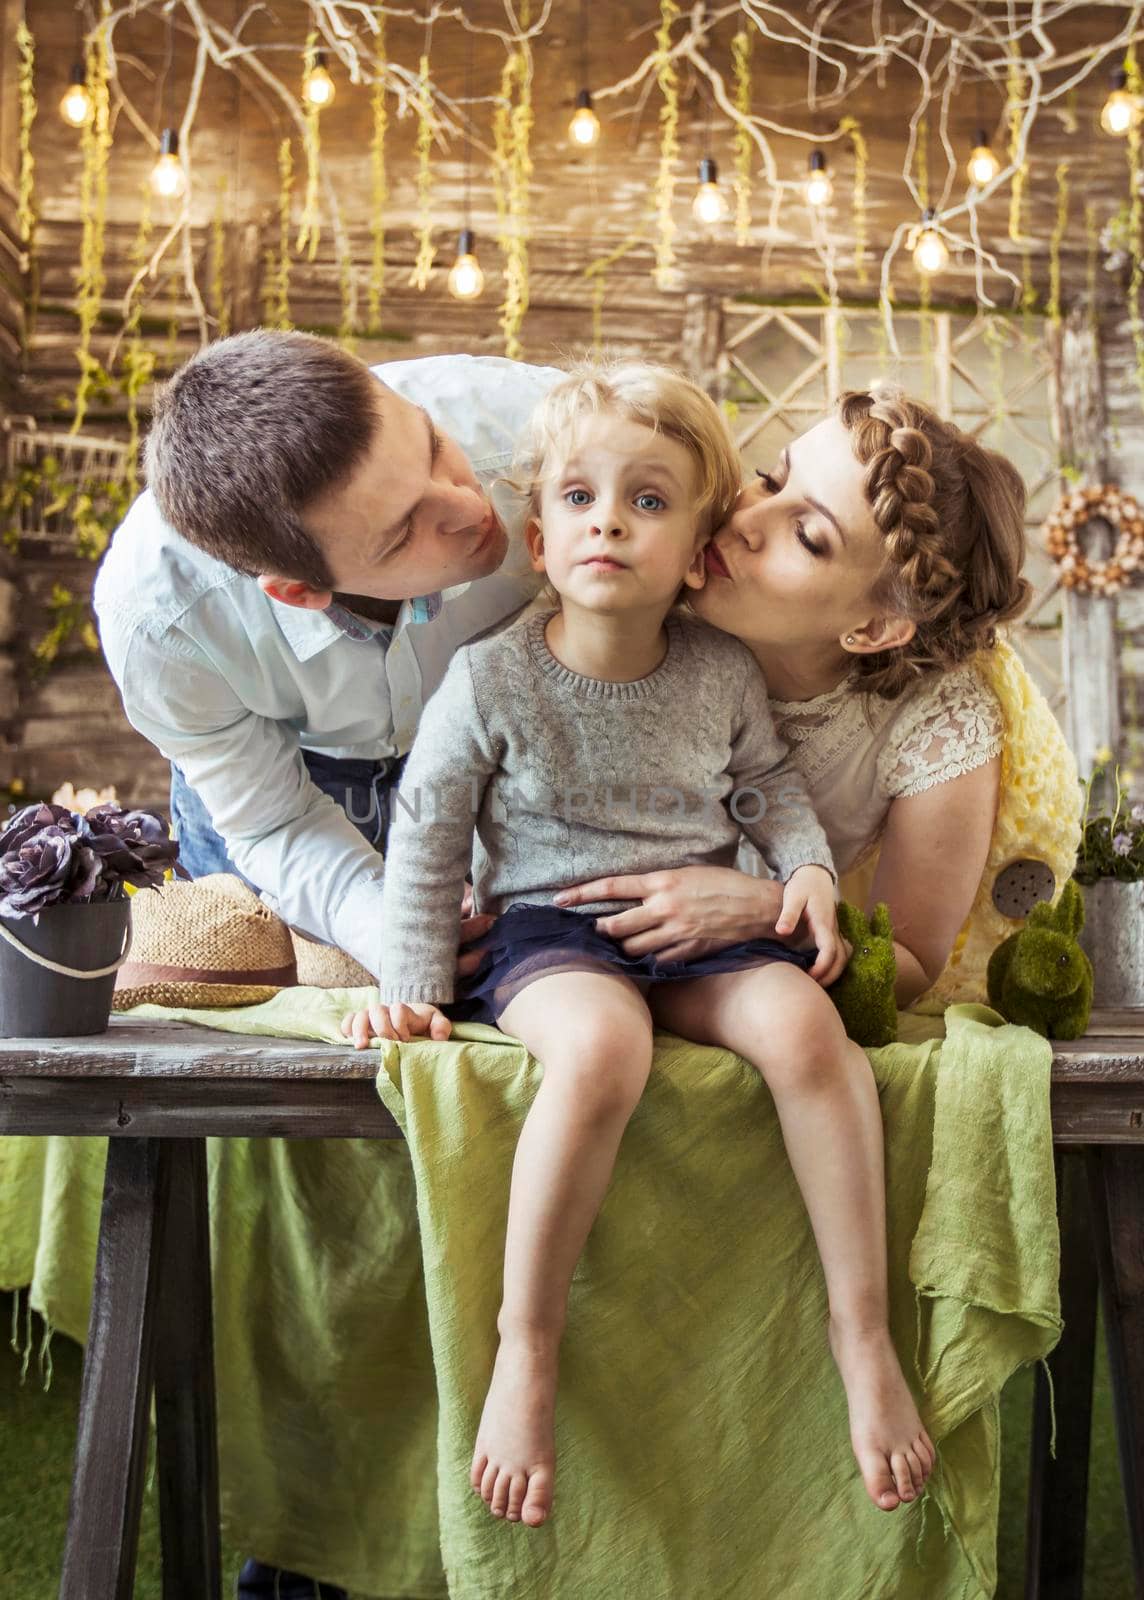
565, 489, 592, 506
635, 493, 665, 511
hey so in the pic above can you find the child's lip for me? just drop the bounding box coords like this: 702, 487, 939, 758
582, 557, 627, 570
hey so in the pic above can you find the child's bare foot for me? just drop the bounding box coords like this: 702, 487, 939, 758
470, 1332, 557, 1527
828, 1319, 936, 1511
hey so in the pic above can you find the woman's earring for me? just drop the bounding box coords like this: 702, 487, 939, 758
845, 634, 856, 646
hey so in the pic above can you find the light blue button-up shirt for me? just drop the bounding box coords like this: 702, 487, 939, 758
94, 353, 562, 976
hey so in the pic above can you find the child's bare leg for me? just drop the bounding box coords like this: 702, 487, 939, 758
471, 969, 653, 1529
651, 963, 935, 1513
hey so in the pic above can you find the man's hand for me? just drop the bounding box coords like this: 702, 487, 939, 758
776, 865, 848, 985
553, 866, 790, 962
458, 886, 495, 978
341, 997, 453, 1049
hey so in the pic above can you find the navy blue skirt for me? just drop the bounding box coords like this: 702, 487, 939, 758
446, 902, 818, 1026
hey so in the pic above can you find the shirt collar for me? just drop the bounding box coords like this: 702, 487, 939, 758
271, 591, 441, 660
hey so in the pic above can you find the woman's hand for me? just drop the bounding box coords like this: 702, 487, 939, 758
553, 866, 791, 962
341, 997, 453, 1049
776, 864, 849, 986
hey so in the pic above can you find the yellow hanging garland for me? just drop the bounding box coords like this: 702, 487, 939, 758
72, 12, 112, 434
1047, 160, 1069, 330
983, 313, 1007, 423
731, 29, 752, 248
584, 227, 648, 355
210, 175, 231, 340
654, 0, 681, 289
296, 33, 322, 262
265, 138, 293, 331
339, 249, 357, 353
120, 179, 155, 498
1007, 52, 1025, 242
500, 43, 533, 359
15, 22, 35, 251
367, 29, 388, 333
839, 116, 868, 284
409, 52, 436, 291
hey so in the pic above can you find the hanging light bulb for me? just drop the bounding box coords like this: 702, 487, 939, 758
966, 129, 1000, 186
803, 150, 833, 208
302, 51, 336, 110
1101, 68, 1140, 136
692, 158, 730, 225
150, 128, 186, 200
448, 228, 485, 301
912, 208, 948, 275
569, 88, 601, 148
59, 63, 92, 128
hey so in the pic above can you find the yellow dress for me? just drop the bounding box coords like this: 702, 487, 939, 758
838, 640, 1082, 1013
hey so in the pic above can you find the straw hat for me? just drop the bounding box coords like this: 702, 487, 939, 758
289, 928, 375, 989
113, 874, 298, 1010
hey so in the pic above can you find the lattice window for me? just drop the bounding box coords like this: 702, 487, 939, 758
719, 304, 1063, 715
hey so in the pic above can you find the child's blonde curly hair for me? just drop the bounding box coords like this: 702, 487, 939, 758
516, 358, 742, 542
838, 385, 1032, 699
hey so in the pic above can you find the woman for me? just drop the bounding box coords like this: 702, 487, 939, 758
553, 385, 1080, 1007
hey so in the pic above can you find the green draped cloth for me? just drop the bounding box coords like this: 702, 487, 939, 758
0, 994, 1060, 1599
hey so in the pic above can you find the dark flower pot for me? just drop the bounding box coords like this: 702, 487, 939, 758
0, 898, 132, 1037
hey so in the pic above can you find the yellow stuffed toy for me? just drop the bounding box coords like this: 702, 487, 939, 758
839, 638, 1082, 1014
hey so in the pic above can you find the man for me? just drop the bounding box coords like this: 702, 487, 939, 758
94, 330, 563, 1600
96, 330, 563, 980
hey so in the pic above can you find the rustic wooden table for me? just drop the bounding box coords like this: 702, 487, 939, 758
0, 1012, 1141, 1600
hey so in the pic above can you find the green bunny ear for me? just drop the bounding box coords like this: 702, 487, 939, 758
1058, 879, 1085, 935
1027, 899, 1057, 930
835, 900, 868, 945
870, 902, 893, 941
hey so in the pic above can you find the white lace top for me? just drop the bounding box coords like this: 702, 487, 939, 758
752, 661, 1005, 878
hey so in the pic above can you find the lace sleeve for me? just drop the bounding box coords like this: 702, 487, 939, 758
876, 662, 1004, 800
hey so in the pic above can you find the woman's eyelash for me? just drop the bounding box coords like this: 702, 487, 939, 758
756, 469, 824, 557
796, 524, 824, 558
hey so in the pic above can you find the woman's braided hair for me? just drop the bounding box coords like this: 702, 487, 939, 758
837, 385, 1033, 698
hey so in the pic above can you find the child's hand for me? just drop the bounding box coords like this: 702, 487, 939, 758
775, 865, 849, 986
340, 997, 453, 1049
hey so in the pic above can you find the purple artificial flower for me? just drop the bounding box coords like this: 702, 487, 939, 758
77, 804, 179, 893
0, 825, 100, 917
0, 803, 79, 856
1113, 832, 1134, 857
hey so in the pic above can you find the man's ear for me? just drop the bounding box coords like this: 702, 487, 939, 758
844, 613, 917, 654
681, 540, 708, 592
257, 574, 333, 611
524, 518, 546, 574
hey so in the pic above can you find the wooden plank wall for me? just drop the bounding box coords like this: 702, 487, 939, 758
1, 0, 1143, 808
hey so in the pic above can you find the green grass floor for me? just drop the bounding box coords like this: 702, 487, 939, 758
0, 1295, 1134, 1598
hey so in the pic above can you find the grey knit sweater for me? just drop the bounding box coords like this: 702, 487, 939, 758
378, 609, 835, 1004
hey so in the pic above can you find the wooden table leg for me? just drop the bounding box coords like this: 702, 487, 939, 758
60, 1137, 172, 1600
1087, 1146, 1144, 1600
1025, 1149, 1099, 1600
153, 1138, 222, 1600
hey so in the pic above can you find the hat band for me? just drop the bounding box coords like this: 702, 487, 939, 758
116, 959, 298, 989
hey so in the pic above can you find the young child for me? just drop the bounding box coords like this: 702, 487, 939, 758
343, 362, 935, 1530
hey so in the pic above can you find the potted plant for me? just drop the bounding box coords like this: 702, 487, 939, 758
1074, 766, 1144, 1010
0, 800, 179, 1036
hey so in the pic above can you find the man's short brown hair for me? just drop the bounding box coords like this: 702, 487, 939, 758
143, 329, 382, 588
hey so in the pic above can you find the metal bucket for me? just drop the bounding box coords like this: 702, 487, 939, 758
0, 899, 132, 1037
1078, 879, 1144, 1009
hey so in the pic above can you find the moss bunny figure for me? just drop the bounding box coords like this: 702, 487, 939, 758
986, 879, 1093, 1040
828, 901, 898, 1048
